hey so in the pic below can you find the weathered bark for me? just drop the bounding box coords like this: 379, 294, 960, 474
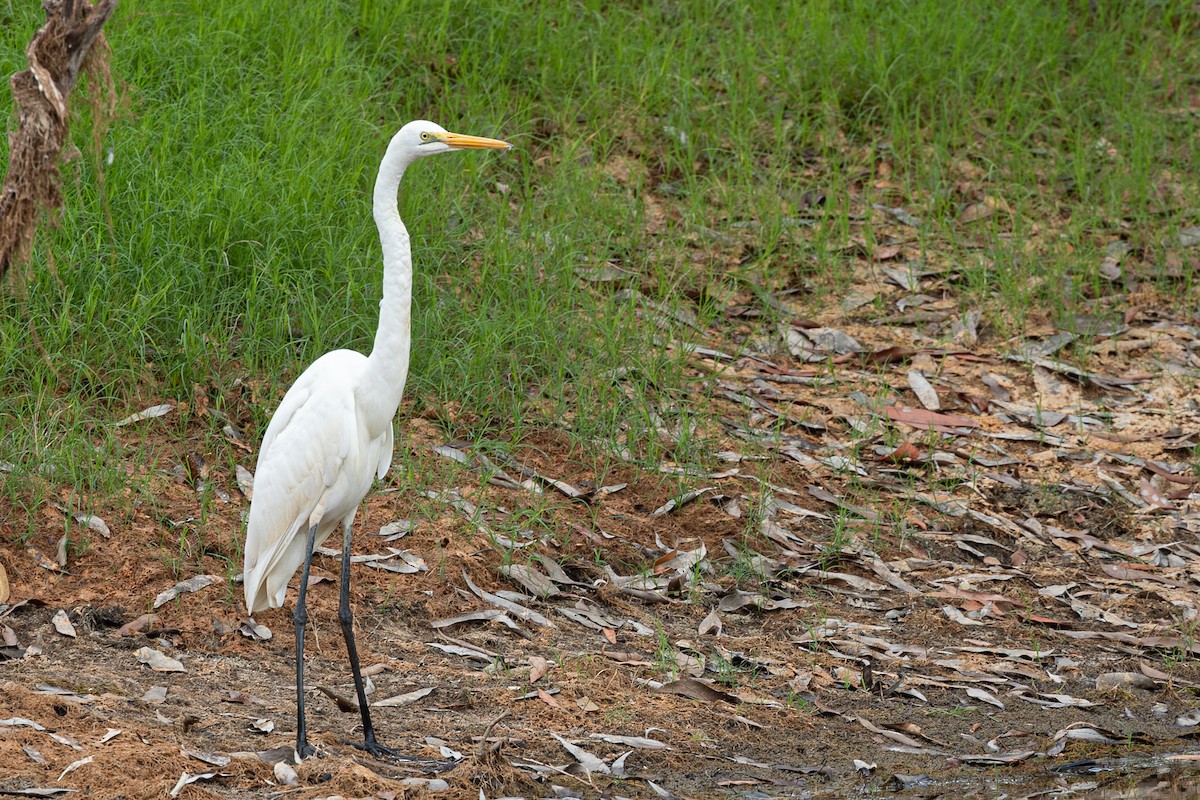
0, 0, 118, 280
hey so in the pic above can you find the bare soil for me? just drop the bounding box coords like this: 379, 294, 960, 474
4, 215, 1200, 799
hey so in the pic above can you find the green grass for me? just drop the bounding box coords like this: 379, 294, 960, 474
2, 0, 1199, 519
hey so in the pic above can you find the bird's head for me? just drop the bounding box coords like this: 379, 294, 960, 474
388, 120, 511, 164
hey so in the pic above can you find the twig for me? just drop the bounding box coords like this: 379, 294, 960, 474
475, 709, 510, 758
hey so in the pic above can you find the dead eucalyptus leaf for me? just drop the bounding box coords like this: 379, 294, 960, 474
698, 608, 723, 636
656, 677, 739, 704
462, 571, 555, 628
51, 609, 76, 638
114, 403, 173, 427
27, 546, 62, 573
115, 614, 160, 637
273, 761, 299, 786
528, 655, 551, 683
169, 771, 221, 797
429, 609, 504, 629
154, 575, 220, 609
238, 618, 272, 641
135, 646, 185, 673
249, 718, 274, 734
142, 686, 168, 704
373, 687, 434, 707
74, 514, 110, 538
549, 732, 609, 774
500, 563, 559, 598
906, 370, 940, 411
1095, 672, 1159, 691
590, 733, 672, 750
235, 465, 254, 500
57, 755, 93, 781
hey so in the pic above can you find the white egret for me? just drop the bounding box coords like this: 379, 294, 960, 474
242, 120, 511, 759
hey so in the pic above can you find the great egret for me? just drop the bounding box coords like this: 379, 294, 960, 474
242, 120, 511, 759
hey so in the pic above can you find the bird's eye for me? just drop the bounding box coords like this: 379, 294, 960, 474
419, 132, 431, 141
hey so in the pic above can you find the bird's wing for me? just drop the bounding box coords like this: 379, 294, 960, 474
376, 422, 394, 480
243, 352, 364, 612
256, 369, 319, 467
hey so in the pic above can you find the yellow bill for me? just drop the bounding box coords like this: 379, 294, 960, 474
437, 131, 512, 150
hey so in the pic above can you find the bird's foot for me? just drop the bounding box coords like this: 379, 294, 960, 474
345, 735, 412, 760
296, 739, 316, 761
343, 736, 449, 769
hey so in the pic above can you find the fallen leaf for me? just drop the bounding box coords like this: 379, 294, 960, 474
528, 656, 551, 683
115, 614, 161, 637
886, 441, 923, 462
698, 608, 723, 636
429, 609, 504, 629
181, 747, 231, 768
235, 465, 254, 500
964, 686, 1005, 709
1138, 479, 1173, 510
958, 750, 1036, 766
238, 618, 272, 641
51, 610, 76, 638
907, 370, 940, 410
314, 685, 357, 712
426, 641, 499, 663
1171, 225, 1200, 248
1095, 672, 1158, 691
377, 519, 415, 540
885, 405, 978, 431
373, 687, 433, 707
142, 686, 168, 704
169, 772, 221, 798
73, 514, 110, 538
57, 755, 93, 781
549, 732, 609, 774
0, 717, 48, 731
651, 488, 717, 517
362, 550, 427, 574
153, 575, 220, 609
656, 677, 739, 704
135, 646, 185, 673
462, 571, 555, 628
500, 563, 559, 598
590, 733, 672, 750
113, 403, 173, 427
273, 761, 299, 787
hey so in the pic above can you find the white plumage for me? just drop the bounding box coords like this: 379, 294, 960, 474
241, 120, 510, 759
243, 350, 394, 613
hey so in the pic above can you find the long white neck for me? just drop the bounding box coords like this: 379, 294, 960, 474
356, 150, 414, 438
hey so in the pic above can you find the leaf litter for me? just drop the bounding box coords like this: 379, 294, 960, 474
2, 105, 1200, 800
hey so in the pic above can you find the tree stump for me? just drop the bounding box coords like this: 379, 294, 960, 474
0, 0, 118, 279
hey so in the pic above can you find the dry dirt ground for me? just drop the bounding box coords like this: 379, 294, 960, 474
4, 212, 1200, 799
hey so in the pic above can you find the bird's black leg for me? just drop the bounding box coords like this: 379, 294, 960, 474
292, 523, 319, 760
338, 519, 411, 760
